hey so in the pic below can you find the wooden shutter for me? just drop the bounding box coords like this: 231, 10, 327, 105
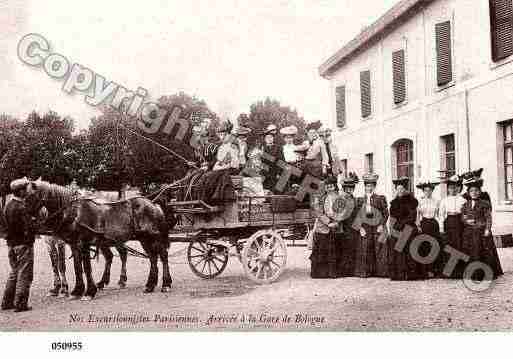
490, 0, 513, 62
360, 70, 372, 118
392, 49, 406, 104
435, 21, 453, 86
335, 85, 346, 128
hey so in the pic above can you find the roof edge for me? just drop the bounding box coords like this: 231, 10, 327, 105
319, 0, 432, 78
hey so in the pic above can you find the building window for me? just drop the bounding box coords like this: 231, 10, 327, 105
340, 159, 348, 178
392, 49, 406, 104
360, 70, 372, 118
335, 85, 346, 128
435, 20, 453, 86
393, 139, 414, 192
490, 0, 513, 62
503, 121, 513, 200
440, 134, 456, 178
365, 153, 374, 174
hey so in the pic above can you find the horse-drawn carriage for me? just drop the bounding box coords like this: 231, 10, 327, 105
164, 175, 316, 284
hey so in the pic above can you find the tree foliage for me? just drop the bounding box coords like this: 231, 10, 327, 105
237, 97, 307, 148
0, 95, 306, 195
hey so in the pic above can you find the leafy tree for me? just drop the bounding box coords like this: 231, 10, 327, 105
84, 92, 219, 193
0, 110, 76, 192
237, 97, 307, 148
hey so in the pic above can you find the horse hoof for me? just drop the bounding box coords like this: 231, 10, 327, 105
161, 287, 171, 293
118, 282, 126, 289
143, 287, 154, 293
80, 296, 93, 301
69, 295, 81, 301
58, 292, 69, 298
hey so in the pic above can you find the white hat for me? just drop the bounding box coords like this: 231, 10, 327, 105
10, 177, 29, 191
264, 124, 278, 135
279, 125, 298, 136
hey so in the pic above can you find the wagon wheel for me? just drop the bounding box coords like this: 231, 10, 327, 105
187, 240, 229, 279
242, 230, 287, 284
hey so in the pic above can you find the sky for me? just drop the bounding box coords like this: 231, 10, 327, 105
0, 0, 401, 130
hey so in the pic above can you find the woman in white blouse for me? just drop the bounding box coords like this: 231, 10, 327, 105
212, 125, 240, 172
416, 181, 441, 277
438, 175, 467, 278
280, 125, 299, 165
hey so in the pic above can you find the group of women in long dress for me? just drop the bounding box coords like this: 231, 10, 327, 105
310, 168, 504, 282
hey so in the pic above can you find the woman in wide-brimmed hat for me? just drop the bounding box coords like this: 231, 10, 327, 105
461, 169, 493, 209
354, 173, 389, 278
260, 124, 281, 191
280, 125, 299, 165
310, 176, 343, 278
337, 172, 360, 277
460, 173, 503, 280
388, 177, 428, 281
415, 181, 442, 277
233, 126, 252, 170
438, 174, 466, 278
196, 120, 238, 204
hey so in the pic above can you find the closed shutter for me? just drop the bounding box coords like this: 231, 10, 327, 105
392, 49, 406, 104
435, 21, 453, 86
490, 0, 513, 62
360, 70, 372, 118
335, 85, 346, 128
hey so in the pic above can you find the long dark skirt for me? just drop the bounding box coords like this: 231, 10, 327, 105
461, 226, 504, 280
196, 169, 235, 205
310, 232, 339, 278
354, 223, 377, 278
419, 218, 443, 277
336, 228, 357, 277
442, 215, 464, 278
374, 226, 388, 278
388, 224, 428, 281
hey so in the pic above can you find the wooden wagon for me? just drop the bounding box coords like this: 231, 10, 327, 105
165, 177, 316, 284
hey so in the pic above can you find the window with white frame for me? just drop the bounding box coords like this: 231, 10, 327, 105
503, 121, 513, 200
440, 134, 456, 179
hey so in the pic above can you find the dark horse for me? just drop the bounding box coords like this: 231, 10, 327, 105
25, 179, 173, 300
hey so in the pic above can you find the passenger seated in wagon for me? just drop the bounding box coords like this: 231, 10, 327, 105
191, 120, 239, 205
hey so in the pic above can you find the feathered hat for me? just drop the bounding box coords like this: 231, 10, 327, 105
416, 181, 440, 190
462, 168, 484, 189
362, 173, 379, 185
342, 172, 359, 188
392, 176, 410, 188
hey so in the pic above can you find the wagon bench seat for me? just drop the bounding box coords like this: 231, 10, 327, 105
166, 200, 223, 214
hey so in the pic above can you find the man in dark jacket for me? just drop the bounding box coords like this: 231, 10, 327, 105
1, 177, 36, 312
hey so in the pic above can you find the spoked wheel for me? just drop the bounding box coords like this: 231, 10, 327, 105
242, 230, 287, 284
187, 241, 229, 279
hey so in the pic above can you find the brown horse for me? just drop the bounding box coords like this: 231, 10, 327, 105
25, 179, 173, 300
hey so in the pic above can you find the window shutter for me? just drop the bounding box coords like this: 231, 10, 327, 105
392, 49, 406, 104
435, 21, 453, 86
490, 0, 513, 62
360, 70, 372, 118
335, 85, 346, 128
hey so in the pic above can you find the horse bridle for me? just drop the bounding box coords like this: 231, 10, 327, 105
29, 190, 81, 233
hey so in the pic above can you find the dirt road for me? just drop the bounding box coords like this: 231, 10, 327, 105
1, 239, 513, 331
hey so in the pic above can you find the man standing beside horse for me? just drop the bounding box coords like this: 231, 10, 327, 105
1, 177, 36, 312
